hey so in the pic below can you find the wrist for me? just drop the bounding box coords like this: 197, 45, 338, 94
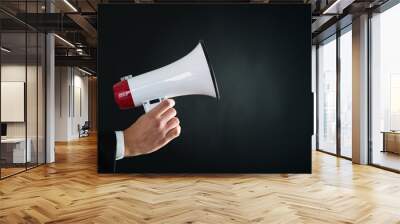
123, 131, 141, 157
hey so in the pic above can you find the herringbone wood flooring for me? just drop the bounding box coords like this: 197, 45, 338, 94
1, 135, 400, 224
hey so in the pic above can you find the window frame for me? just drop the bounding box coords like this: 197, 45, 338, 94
315, 24, 353, 160
367, 0, 400, 173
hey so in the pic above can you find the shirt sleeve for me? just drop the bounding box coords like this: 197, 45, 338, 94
115, 131, 125, 160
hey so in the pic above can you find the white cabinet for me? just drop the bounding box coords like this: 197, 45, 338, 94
1, 138, 32, 163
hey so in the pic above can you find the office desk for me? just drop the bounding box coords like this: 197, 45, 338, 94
382, 131, 400, 154
1, 138, 31, 163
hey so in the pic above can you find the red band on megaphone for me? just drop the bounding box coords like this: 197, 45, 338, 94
113, 80, 135, 110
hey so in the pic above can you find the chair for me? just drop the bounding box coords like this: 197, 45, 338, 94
78, 121, 90, 138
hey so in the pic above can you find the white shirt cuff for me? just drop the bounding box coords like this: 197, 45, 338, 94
115, 131, 125, 160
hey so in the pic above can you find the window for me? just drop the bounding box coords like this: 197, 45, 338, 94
371, 3, 400, 171
317, 36, 337, 154
339, 28, 352, 158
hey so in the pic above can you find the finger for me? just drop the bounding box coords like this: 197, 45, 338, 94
148, 99, 175, 118
164, 125, 181, 142
156, 125, 181, 150
160, 108, 177, 124
164, 117, 180, 133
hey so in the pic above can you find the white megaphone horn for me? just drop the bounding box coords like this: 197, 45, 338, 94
113, 40, 220, 112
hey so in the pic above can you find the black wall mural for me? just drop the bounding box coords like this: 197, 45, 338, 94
98, 4, 312, 173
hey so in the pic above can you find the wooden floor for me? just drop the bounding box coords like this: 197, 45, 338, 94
1, 163, 44, 178
372, 150, 400, 171
1, 167, 26, 178
1, 135, 400, 223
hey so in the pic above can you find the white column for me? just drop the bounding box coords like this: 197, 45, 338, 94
46, 1, 55, 163
352, 14, 369, 164
46, 33, 55, 163
55, 67, 73, 141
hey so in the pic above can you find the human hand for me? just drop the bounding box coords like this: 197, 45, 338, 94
123, 99, 181, 157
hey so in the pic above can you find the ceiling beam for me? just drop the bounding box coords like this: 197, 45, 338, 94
55, 55, 96, 70
67, 13, 97, 40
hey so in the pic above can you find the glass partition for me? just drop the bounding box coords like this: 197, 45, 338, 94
0, 1, 46, 179
1, 31, 28, 177
38, 32, 45, 165
27, 30, 38, 169
339, 28, 352, 158
371, 3, 400, 171
317, 36, 337, 154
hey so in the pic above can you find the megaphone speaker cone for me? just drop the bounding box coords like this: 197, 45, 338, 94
199, 40, 220, 100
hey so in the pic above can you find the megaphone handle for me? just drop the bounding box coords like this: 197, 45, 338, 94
143, 97, 167, 113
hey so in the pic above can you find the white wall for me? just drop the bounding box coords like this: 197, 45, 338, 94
1, 64, 25, 137
1, 65, 26, 138
1, 65, 42, 137
55, 67, 70, 141
70, 73, 89, 139
1, 63, 46, 164
55, 67, 89, 141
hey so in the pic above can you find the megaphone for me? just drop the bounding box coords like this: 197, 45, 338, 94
113, 40, 220, 112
